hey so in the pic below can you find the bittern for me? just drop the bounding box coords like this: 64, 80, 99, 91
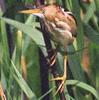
19, 4, 77, 93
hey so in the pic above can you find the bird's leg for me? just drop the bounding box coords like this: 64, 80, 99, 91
51, 55, 67, 94
49, 53, 56, 67
46, 48, 57, 67
48, 44, 60, 67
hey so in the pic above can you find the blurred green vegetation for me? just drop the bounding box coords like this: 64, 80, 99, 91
0, 0, 99, 100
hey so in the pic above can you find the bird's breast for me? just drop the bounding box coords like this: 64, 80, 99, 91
45, 19, 75, 47
42, 4, 77, 46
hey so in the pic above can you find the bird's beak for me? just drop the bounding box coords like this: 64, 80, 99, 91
19, 8, 44, 18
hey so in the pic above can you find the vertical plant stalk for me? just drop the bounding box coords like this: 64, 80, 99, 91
34, 0, 66, 100
21, 55, 27, 100
21, 56, 27, 80
6, 24, 14, 58
39, 49, 50, 100
1, 0, 14, 58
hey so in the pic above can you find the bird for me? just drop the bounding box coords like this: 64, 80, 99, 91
19, 4, 77, 94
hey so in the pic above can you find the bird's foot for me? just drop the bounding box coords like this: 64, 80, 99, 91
50, 74, 66, 95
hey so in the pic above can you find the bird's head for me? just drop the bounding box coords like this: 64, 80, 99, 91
19, 4, 67, 21
19, 4, 77, 28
